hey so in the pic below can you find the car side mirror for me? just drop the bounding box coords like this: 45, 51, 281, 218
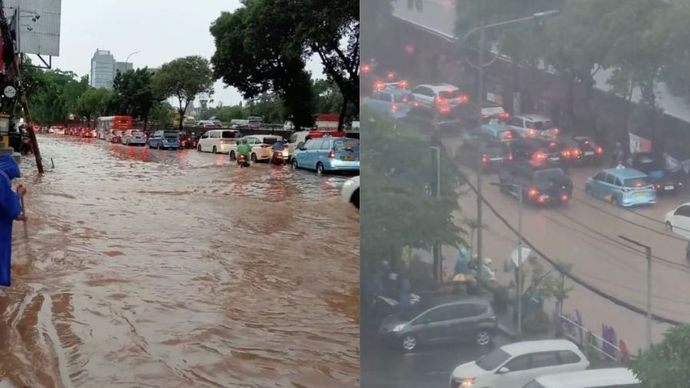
497, 367, 510, 374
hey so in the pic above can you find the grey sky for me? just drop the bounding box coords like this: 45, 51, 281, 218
48, 0, 324, 106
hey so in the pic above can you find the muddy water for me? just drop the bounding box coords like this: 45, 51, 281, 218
4, 136, 360, 387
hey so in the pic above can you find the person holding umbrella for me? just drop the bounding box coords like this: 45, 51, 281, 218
0, 155, 26, 287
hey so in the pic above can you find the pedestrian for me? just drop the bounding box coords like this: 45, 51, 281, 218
0, 155, 26, 287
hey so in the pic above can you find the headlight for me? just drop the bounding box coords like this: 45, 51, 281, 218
461, 378, 476, 387
392, 324, 405, 332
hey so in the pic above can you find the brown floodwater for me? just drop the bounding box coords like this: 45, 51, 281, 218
3, 136, 360, 387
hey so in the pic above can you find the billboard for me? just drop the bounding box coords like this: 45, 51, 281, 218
3, 0, 61, 56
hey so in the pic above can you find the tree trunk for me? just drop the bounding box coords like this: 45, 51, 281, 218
143, 114, 149, 131
178, 109, 184, 132
338, 99, 347, 131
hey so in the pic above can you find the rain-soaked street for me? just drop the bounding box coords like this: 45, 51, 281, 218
4, 135, 359, 387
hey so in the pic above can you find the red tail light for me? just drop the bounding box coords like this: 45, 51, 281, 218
373, 81, 384, 91
507, 152, 513, 161
399, 80, 409, 88
533, 152, 547, 161
481, 154, 489, 165
413, 102, 420, 107
528, 187, 540, 198
328, 150, 335, 159
458, 94, 469, 103
438, 106, 451, 114
498, 112, 510, 120
361, 64, 371, 73
572, 149, 582, 158
528, 129, 537, 137
435, 96, 445, 105
561, 193, 569, 202
390, 103, 398, 112
553, 128, 560, 135
386, 71, 395, 80
549, 141, 558, 148
503, 131, 513, 140
595, 146, 603, 155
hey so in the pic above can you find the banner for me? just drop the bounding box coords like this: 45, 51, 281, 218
628, 132, 652, 154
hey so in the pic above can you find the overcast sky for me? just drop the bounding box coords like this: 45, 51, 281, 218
47, 0, 324, 107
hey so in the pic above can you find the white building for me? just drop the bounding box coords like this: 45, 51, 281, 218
89, 49, 135, 89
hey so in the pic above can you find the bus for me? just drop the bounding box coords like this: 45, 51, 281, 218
96, 116, 133, 141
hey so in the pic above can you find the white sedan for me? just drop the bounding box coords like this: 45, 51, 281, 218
341, 176, 359, 209
665, 202, 690, 238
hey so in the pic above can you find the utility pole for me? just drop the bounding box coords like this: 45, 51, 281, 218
431, 145, 442, 282
516, 182, 524, 337
618, 235, 653, 349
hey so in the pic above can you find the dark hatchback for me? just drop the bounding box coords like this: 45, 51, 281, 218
378, 298, 497, 352
572, 136, 604, 165
507, 138, 564, 169
459, 132, 511, 173
498, 162, 573, 206
631, 153, 685, 194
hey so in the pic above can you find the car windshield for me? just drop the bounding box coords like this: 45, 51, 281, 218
164, 131, 179, 138
624, 177, 651, 187
475, 348, 511, 371
262, 138, 279, 145
222, 131, 237, 138
534, 169, 564, 182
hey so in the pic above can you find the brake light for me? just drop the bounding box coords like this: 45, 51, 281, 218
413, 101, 420, 107
498, 112, 510, 120
528, 187, 540, 198
399, 80, 409, 88
572, 149, 582, 158
507, 152, 513, 161
533, 152, 547, 161
553, 128, 560, 135
595, 146, 603, 155
481, 154, 489, 165
438, 105, 451, 114
435, 96, 445, 105
328, 150, 335, 159
561, 193, 569, 202
220, 140, 226, 144
391, 103, 398, 112
373, 81, 384, 91
361, 64, 371, 73
528, 129, 537, 137
549, 141, 558, 148
561, 149, 571, 158
503, 131, 513, 140
458, 94, 469, 103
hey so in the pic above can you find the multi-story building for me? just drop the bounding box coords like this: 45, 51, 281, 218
89, 49, 135, 89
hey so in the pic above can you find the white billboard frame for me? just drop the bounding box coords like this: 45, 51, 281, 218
3, 0, 61, 57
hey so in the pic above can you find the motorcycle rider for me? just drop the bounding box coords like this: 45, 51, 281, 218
236, 139, 252, 164
270, 138, 287, 164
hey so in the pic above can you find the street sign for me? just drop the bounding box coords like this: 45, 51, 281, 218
510, 247, 531, 268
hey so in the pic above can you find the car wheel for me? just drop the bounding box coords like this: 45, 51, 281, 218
476, 330, 492, 347
666, 221, 673, 232
251, 153, 258, 162
292, 159, 298, 170
401, 335, 417, 352
197, 144, 202, 152
212, 146, 217, 154
351, 189, 359, 209
316, 163, 324, 176
229, 151, 236, 161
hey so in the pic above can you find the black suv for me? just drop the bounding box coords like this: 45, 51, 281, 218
498, 162, 573, 206
508, 138, 563, 168
378, 298, 497, 352
572, 136, 604, 165
630, 152, 685, 194
458, 132, 511, 172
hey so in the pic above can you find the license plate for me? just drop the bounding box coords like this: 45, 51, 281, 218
584, 151, 594, 156
635, 192, 647, 197
549, 157, 559, 161
343, 156, 354, 161
665, 185, 674, 190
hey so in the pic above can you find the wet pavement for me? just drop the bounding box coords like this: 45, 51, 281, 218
5, 136, 359, 387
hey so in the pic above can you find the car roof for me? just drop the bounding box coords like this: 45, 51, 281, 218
501, 339, 581, 356
416, 83, 459, 92
602, 167, 648, 179
515, 114, 551, 121
533, 368, 639, 387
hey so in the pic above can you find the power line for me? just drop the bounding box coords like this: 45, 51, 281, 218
459, 171, 683, 326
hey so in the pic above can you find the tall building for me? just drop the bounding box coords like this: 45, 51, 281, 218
89, 49, 136, 89
90, 49, 115, 88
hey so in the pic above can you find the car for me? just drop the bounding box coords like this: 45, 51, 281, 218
378, 298, 497, 352
505, 114, 559, 139
508, 138, 564, 168
82, 128, 97, 138
122, 129, 146, 146
362, 89, 415, 119
498, 163, 573, 206
179, 133, 196, 149
481, 101, 510, 122
584, 166, 657, 207
664, 203, 690, 238
147, 130, 180, 150
521, 367, 641, 388
449, 339, 590, 388
548, 137, 585, 166
478, 121, 518, 143
401, 105, 464, 133
292, 135, 359, 174
571, 136, 604, 165
228, 135, 286, 162
196, 129, 240, 153
287, 130, 347, 162
341, 176, 359, 209
459, 133, 512, 173
630, 152, 685, 194
410, 83, 469, 113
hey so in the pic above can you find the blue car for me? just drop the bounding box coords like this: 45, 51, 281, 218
479, 121, 518, 143
148, 130, 180, 150
362, 89, 414, 119
292, 136, 359, 175
585, 166, 657, 207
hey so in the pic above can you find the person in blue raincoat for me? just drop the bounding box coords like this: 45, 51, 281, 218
0, 155, 26, 287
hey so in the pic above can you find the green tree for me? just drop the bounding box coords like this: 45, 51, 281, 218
210, 4, 315, 130
313, 79, 344, 114
24, 69, 89, 125
245, 94, 285, 124
361, 107, 465, 277
75, 88, 115, 126
113, 67, 161, 130
150, 101, 174, 129
153, 56, 214, 131
630, 324, 690, 387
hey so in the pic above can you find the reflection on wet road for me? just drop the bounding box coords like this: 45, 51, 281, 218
6, 136, 359, 387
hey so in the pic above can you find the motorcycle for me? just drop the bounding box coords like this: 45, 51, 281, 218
237, 154, 251, 168
270, 148, 289, 165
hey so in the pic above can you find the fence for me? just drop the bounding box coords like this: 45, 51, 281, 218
558, 313, 630, 364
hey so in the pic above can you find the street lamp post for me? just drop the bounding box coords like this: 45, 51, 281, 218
491, 181, 524, 336
462, 9, 560, 278
618, 235, 653, 349
431, 145, 442, 282
125, 50, 141, 68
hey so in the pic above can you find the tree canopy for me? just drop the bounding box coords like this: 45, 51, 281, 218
153, 56, 214, 131
630, 324, 690, 387
23, 67, 89, 125
113, 68, 161, 129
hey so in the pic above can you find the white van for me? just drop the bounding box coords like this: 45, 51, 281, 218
522, 368, 640, 388
197, 129, 240, 154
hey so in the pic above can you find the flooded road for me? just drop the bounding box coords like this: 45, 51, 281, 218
5, 136, 359, 387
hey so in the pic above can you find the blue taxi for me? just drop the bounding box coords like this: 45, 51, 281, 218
585, 166, 656, 207
292, 136, 359, 175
